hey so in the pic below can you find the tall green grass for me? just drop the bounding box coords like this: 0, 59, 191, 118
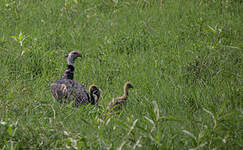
0, 0, 242, 149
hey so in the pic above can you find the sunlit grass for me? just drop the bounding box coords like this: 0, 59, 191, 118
0, 0, 242, 149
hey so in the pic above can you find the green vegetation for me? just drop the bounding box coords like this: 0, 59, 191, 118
0, 0, 242, 149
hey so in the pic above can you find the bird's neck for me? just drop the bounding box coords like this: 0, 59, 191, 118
90, 93, 96, 105
61, 65, 75, 80
67, 56, 75, 66
123, 86, 129, 98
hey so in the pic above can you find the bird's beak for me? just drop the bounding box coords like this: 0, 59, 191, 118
77, 53, 81, 57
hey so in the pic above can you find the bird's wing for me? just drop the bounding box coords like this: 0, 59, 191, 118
50, 79, 74, 100
72, 81, 90, 106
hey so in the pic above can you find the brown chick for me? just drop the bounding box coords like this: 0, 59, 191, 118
108, 82, 134, 110
89, 84, 102, 106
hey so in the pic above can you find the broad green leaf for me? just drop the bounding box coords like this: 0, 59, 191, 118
208, 25, 217, 35
203, 108, 216, 129
7, 127, 12, 136
19, 32, 23, 41
11, 36, 18, 41
182, 130, 196, 142
152, 101, 159, 122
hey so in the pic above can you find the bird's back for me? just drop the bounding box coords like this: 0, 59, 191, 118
72, 80, 90, 106
50, 79, 73, 103
50, 79, 90, 106
108, 96, 126, 110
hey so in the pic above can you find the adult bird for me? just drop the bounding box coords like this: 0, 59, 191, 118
50, 51, 94, 106
108, 81, 134, 110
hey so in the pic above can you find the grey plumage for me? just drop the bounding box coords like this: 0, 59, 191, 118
50, 79, 90, 106
50, 51, 96, 107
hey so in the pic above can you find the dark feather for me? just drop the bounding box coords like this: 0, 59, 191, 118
61, 65, 75, 80
50, 51, 92, 107
51, 79, 90, 106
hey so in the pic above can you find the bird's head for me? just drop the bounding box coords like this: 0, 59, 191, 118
125, 82, 134, 89
66, 51, 81, 65
89, 84, 102, 104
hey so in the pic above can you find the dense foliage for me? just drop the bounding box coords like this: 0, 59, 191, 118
0, 0, 242, 149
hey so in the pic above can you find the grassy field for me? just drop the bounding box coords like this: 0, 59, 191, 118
0, 0, 242, 149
